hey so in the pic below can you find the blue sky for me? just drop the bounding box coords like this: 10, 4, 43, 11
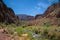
3, 0, 58, 16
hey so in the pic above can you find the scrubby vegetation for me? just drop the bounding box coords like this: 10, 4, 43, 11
0, 22, 60, 40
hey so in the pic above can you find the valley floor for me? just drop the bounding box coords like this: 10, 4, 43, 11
0, 24, 60, 40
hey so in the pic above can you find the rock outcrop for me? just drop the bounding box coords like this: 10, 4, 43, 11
0, 0, 19, 25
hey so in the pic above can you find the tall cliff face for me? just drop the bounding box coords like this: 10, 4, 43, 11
0, 0, 19, 25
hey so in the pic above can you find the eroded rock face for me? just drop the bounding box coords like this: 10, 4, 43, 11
0, 0, 19, 25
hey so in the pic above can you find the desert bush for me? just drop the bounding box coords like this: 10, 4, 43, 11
15, 27, 26, 36
41, 26, 60, 40
27, 31, 39, 40
6, 23, 17, 28
5, 27, 14, 34
44, 21, 51, 27
27, 32, 33, 38
0, 23, 6, 28
19, 20, 27, 26
10, 23, 17, 27
32, 37, 38, 40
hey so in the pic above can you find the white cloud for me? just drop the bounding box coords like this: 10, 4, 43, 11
37, 2, 49, 8
34, 6, 41, 10
48, 0, 55, 2
48, 0, 57, 4
30, 4, 43, 14
32, 2, 49, 13
30, 2, 50, 14
30, 6, 42, 15
8, 1, 14, 5
32, 0, 58, 14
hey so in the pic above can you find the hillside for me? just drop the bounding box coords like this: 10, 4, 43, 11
27, 2, 60, 26
35, 2, 60, 19
0, 0, 19, 25
17, 14, 34, 21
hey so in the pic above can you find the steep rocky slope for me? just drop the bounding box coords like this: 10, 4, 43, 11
28, 2, 60, 26
0, 0, 19, 25
35, 2, 60, 19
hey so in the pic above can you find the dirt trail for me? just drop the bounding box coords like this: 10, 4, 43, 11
0, 32, 13, 40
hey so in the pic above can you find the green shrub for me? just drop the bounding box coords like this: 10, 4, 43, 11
44, 21, 51, 27
32, 37, 38, 40
0, 23, 6, 28
15, 27, 26, 35
6, 27, 14, 34
6, 23, 17, 28
10, 23, 17, 27
27, 32, 38, 40
27, 32, 33, 38
19, 20, 27, 26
